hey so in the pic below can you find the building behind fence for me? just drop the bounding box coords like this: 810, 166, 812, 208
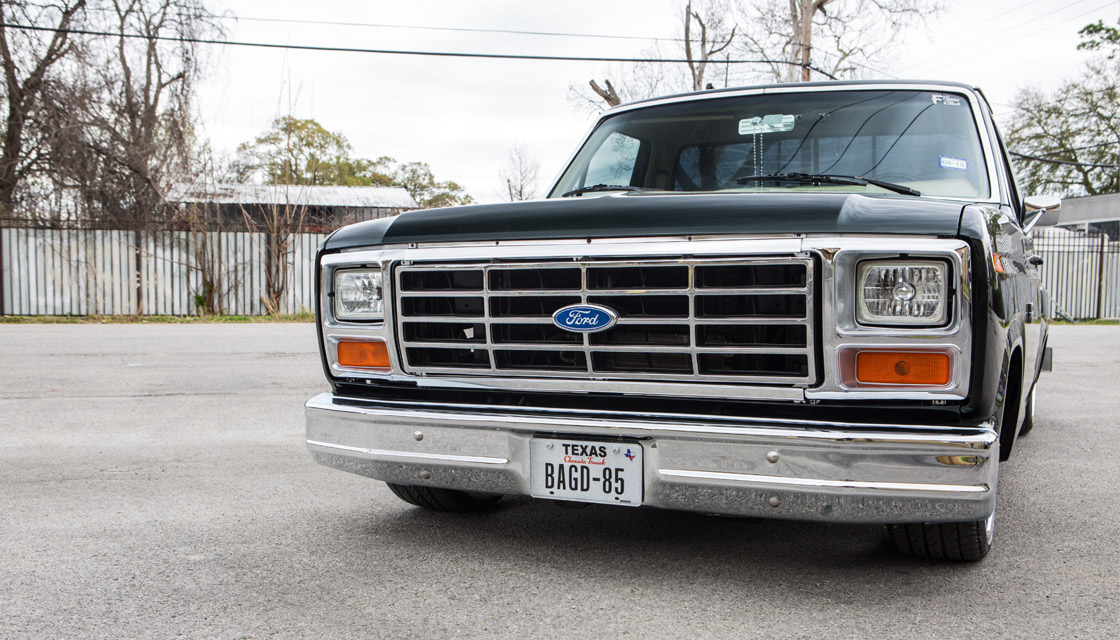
169, 183, 417, 231
1, 225, 1118, 319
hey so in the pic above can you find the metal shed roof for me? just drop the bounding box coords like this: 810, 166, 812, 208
170, 183, 418, 209
1057, 193, 1119, 225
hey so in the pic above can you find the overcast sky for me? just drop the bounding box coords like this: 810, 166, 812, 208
197, 0, 1120, 203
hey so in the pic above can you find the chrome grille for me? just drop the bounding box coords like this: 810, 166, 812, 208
394, 257, 816, 385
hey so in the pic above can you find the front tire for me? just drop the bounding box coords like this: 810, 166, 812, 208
1018, 384, 1037, 436
386, 483, 503, 512
887, 512, 994, 561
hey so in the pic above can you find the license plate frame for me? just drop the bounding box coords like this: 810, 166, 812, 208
529, 438, 643, 506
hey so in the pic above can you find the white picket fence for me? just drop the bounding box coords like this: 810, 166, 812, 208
1, 228, 326, 316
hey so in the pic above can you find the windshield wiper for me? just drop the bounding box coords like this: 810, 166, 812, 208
736, 172, 921, 196
561, 184, 657, 198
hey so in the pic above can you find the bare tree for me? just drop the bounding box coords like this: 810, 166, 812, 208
0, 0, 87, 217
175, 159, 237, 314
101, 0, 215, 225
1006, 26, 1120, 198
23, 0, 220, 314
243, 194, 307, 315
738, 0, 941, 82
683, 0, 736, 91
37, 0, 220, 230
579, 60, 669, 111
572, 0, 735, 112
576, 0, 933, 111
500, 144, 540, 201
588, 79, 622, 108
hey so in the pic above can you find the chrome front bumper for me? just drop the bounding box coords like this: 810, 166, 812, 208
305, 393, 998, 524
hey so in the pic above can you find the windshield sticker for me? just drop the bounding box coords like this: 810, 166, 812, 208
931, 94, 962, 106
940, 156, 969, 171
739, 114, 795, 135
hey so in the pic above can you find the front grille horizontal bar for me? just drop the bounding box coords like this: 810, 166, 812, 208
402, 286, 811, 297
396, 341, 810, 354
394, 257, 816, 386
402, 316, 812, 325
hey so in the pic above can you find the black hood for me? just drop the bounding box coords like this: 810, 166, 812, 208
323, 192, 966, 251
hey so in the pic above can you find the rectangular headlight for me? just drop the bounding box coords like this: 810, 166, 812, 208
857, 260, 948, 326
334, 268, 384, 321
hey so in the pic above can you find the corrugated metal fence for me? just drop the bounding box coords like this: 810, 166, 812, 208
1, 228, 325, 316
2, 226, 1117, 319
1033, 228, 1120, 320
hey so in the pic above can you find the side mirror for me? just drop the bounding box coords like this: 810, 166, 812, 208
1022, 195, 1061, 234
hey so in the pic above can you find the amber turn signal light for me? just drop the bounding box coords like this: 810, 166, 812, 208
992, 252, 1005, 274
856, 351, 950, 386
337, 340, 391, 369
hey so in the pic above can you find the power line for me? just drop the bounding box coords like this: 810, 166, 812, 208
76, 6, 702, 44
794, 0, 1102, 82
899, 0, 1109, 74
1010, 151, 1119, 169
0, 22, 839, 78
228, 15, 922, 84
991, 99, 1064, 111
939, 0, 1051, 37
1033, 142, 1120, 157
231, 15, 695, 44
812, 50, 898, 80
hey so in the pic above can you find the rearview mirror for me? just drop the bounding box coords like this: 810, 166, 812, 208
1022, 195, 1061, 234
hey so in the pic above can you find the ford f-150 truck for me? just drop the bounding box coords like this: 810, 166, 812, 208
305, 80, 1056, 561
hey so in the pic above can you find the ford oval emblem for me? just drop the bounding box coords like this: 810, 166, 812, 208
552, 304, 618, 333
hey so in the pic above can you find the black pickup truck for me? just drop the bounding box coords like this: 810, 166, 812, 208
306, 80, 1056, 561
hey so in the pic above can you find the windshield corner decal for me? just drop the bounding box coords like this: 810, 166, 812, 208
931, 94, 962, 106
939, 156, 969, 171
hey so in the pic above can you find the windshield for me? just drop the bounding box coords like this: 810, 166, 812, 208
549, 90, 991, 200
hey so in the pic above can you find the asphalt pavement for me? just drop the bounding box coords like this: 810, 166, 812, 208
1, 323, 1117, 639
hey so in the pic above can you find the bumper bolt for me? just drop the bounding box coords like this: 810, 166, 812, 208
413, 431, 424, 441
420, 470, 431, 480
767, 495, 781, 508
766, 451, 780, 463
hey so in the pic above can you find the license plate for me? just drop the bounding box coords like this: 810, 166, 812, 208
530, 438, 643, 506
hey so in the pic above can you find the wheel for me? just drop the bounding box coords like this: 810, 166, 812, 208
1018, 384, 1037, 436
386, 483, 502, 513
887, 512, 994, 561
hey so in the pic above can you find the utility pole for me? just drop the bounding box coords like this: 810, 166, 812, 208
1095, 232, 1106, 319
799, 0, 813, 82
0, 215, 5, 316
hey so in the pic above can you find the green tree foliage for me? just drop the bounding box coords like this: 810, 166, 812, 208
388, 160, 473, 208
1078, 19, 1120, 58
1006, 21, 1119, 197
234, 117, 473, 208
235, 116, 360, 186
